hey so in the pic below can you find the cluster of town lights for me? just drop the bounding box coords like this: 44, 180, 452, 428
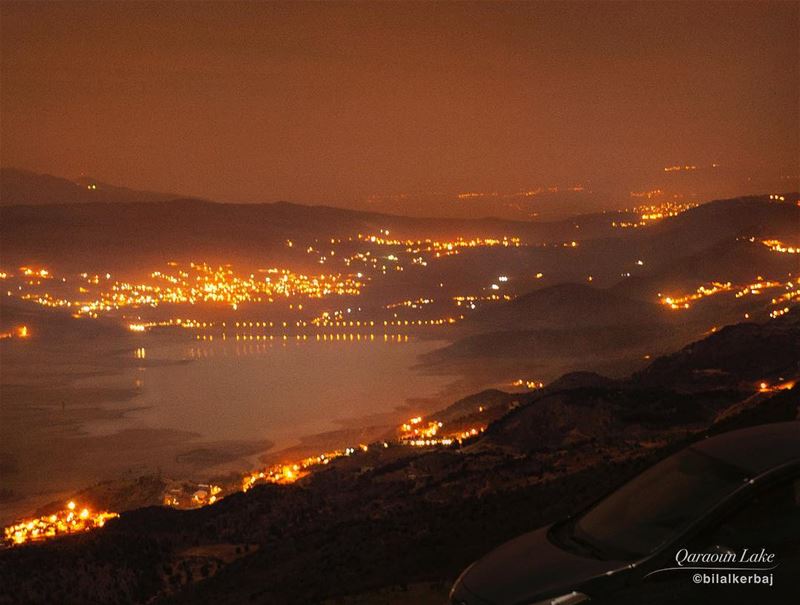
356, 233, 521, 253
512, 379, 545, 389
0, 325, 29, 340
761, 239, 798, 254
396, 416, 483, 447
2, 411, 488, 547
659, 276, 797, 315
612, 201, 698, 228
2, 262, 362, 318
3, 501, 118, 546
240, 446, 369, 493
660, 282, 733, 309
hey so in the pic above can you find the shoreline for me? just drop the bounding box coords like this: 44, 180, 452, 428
0, 333, 468, 526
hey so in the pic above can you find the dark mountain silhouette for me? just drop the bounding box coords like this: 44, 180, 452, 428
0, 168, 184, 206
420, 317, 699, 387
479, 310, 800, 456
545, 371, 619, 391
633, 194, 798, 260
420, 195, 797, 383
0, 199, 619, 273
614, 236, 799, 302
633, 311, 800, 391
467, 282, 664, 331
1, 178, 795, 281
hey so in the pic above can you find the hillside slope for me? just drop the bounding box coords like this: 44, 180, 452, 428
1, 313, 797, 605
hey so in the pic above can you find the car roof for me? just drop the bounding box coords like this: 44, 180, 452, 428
691, 422, 800, 476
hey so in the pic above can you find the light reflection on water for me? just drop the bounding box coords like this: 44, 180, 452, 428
185, 332, 412, 359
91, 333, 453, 449
1, 332, 457, 523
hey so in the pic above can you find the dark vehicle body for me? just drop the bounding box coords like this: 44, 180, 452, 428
450, 422, 800, 605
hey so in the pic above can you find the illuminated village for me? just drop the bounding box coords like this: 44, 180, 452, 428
3, 262, 363, 317
1, 200, 798, 549
3, 501, 117, 547
2, 411, 489, 547
611, 200, 699, 228
162, 410, 489, 512
2, 197, 796, 342
657, 275, 798, 316
0, 230, 528, 330
3, 264, 796, 346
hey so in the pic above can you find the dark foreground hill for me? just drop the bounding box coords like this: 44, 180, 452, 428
0, 311, 797, 604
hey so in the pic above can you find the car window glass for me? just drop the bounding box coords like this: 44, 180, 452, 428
573, 448, 745, 558
704, 475, 800, 553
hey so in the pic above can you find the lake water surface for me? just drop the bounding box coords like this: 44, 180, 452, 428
0, 333, 457, 523
86, 335, 456, 446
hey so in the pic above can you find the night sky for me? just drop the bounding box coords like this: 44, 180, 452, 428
1, 1, 797, 216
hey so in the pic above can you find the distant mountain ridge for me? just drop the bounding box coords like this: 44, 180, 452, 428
0, 198, 627, 273
478, 309, 800, 454
467, 282, 664, 331
0, 168, 187, 206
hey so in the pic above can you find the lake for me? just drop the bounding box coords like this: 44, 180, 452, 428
0, 332, 458, 523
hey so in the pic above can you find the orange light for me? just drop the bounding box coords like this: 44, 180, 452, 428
3, 501, 118, 547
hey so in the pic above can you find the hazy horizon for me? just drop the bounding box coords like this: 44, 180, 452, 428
1, 164, 796, 223
2, 1, 797, 219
